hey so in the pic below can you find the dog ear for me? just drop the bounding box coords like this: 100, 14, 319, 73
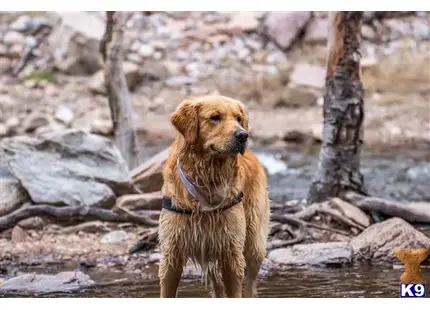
170, 98, 201, 144
238, 102, 249, 131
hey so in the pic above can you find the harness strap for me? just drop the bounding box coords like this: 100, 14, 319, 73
162, 191, 244, 214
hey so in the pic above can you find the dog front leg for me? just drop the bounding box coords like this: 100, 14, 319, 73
221, 252, 245, 298
159, 255, 185, 298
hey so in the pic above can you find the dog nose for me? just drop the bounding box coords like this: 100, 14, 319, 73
234, 129, 248, 142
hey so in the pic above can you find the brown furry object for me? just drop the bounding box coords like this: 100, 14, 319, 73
158, 95, 270, 298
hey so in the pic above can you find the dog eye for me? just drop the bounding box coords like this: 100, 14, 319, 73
237, 116, 242, 123
210, 114, 221, 121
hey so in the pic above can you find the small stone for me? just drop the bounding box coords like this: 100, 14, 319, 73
237, 48, 250, 60
153, 51, 163, 60
22, 111, 50, 132
11, 225, 29, 243
18, 217, 44, 230
3, 31, 26, 45
54, 105, 74, 125
290, 64, 326, 88
101, 230, 129, 244
138, 44, 154, 57
6, 117, 19, 131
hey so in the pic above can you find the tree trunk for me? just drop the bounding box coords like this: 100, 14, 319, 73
307, 12, 367, 204
100, 11, 140, 170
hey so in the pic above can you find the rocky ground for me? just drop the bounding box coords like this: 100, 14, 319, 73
0, 11, 429, 149
0, 11, 429, 294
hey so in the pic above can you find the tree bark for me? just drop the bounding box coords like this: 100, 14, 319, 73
307, 12, 367, 204
100, 11, 140, 170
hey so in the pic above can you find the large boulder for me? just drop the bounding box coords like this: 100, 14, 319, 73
267, 242, 353, 267
350, 217, 430, 264
48, 12, 104, 75
1, 130, 133, 208
0, 271, 94, 293
263, 12, 311, 50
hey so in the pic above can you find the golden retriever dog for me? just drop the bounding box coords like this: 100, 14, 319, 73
158, 95, 270, 298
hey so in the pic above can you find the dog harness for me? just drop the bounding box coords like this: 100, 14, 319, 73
162, 160, 244, 214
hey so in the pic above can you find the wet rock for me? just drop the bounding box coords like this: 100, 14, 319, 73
3, 31, 26, 45
1, 130, 133, 207
350, 217, 430, 264
268, 242, 353, 266
0, 172, 29, 217
101, 230, 129, 244
0, 271, 95, 293
88, 62, 142, 94
329, 198, 371, 228
264, 12, 311, 50
48, 12, 104, 75
304, 18, 329, 43
131, 147, 169, 193
116, 191, 162, 211
290, 64, 326, 88
54, 105, 74, 125
11, 225, 29, 243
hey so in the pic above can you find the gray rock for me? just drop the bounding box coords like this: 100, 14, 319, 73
101, 230, 129, 244
290, 64, 326, 88
0, 271, 95, 293
0, 170, 29, 216
227, 12, 260, 32
1, 130, 132, 207
268, 242, 353, 266
48, 12, 104, 75
9, 15, 50, 33
264, 12, 311, 50
350, 217, 430, 264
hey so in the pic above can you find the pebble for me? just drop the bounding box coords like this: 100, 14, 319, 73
138, 44, 154, 57
54, 105, 74, 125
101, 230, 129, 244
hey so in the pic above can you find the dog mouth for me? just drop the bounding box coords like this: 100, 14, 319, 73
209, 144, 246, 156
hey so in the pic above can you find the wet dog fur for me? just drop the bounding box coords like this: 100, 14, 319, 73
158, 95, 270, 298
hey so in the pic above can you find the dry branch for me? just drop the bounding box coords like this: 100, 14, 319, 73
344, 191, 430, 223
0, 204, 158, 233
101, 11, 140, 170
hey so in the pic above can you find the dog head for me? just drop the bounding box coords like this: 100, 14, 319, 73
170, 95, 249, 156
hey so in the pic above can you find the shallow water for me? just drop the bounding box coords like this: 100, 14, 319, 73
2, 266, 430, 298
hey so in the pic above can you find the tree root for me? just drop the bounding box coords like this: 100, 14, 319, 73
0, 204, 158, 233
